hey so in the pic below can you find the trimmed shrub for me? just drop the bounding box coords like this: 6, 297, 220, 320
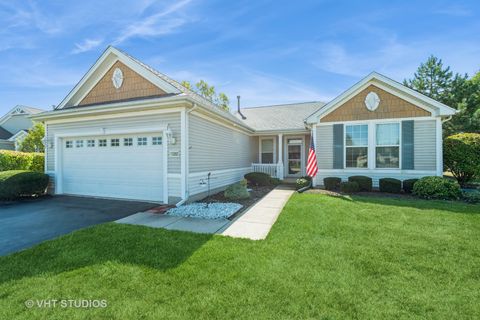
0, 170, 49, 199
412, 176, 462, 200
462, 190, 480, 204
296, 176, 312, 190
340, 181, 359, 193
224, 183, 250, 200
444, 133, 480, 186
324, 177, 341, 191
379, 178, 402, 193
0, 150, 45, 172
244, 172, 273, 186
348, 176, 372, 192
403, 179, 419, 194
239, 178, 248, 187
270, 178, 281, 186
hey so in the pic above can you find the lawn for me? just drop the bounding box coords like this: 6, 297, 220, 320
0, 194, 479, 319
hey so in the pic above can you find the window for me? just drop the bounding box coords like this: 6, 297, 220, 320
76, 140, 84, 148
345, 124, 368, 168
260, 138, 275, 164
87, 140, 95, 147
111, 138, 120, 147
152, 136, 162, 145
376, 123, 400, 168
124, 138, 133, 146
66, 140, 73, 148
137, 137, 147, 146
99, 139, 107, 147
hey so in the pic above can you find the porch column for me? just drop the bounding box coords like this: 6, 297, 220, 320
277, 134, 284, 180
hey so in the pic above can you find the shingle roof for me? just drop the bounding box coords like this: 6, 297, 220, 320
235, 101, 325, 131
0, 126, 13, 139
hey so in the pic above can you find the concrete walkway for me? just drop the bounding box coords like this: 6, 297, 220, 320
116, 185, 295, 240
220, 185, 295, 240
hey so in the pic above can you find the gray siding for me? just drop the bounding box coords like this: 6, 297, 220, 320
188, 114, 252, 173
2, 115, 33, 135
0, 140, 15, 150
316, 125, 333, 169
45, 112, 181, 173
414, 120, 436, 171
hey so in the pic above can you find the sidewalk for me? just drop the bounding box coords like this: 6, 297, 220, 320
219, 185, 295, 240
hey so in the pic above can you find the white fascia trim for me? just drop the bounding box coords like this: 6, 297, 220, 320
251, 129, 310, 136
7, 130, 28, 141
180, 108, 187, 201
33, 97, 188, 122
0, 106, 35, 126
189, 167, 252, 178
436, 118, 443, 176
57, 46, 181, 109
305, 72, 456, 124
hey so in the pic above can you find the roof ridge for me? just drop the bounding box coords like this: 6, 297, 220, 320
242, 101, 325, 110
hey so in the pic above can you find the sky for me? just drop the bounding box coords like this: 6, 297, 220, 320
0, 0, 479, 114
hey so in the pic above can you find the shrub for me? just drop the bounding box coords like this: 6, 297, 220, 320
0, 150, 44, 172
403, 179, 419, 194
244, 172, 274, 186
462, 190, 480, 204
0, 170, 49, 200
340, 181, 359, 193
379, 178, 402, 193
348, 176, 372, 192
270, 178, 281, 186
224, 183, 250, 200
324, 177, 341, 191
239, 178, 248, 187
295, 176, 312, 190
444, 133, 480, 186
412, 176, 462, 200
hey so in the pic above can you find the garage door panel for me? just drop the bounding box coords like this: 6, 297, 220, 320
61, 133, 164, 202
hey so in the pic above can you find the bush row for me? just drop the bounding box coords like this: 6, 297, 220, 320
0, 170, 49, 200
0, 150, 44, 172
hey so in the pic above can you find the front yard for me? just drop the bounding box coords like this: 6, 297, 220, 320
0, 194, 479, 319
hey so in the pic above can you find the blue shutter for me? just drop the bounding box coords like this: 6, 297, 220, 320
333, 124, 344, 169
402, 120, 414, 170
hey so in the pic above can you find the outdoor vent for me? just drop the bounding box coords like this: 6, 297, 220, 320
237, 95, 246, 120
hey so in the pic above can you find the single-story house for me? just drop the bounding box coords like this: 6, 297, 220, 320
0, 105, 44, 150
32, 46, 456, 204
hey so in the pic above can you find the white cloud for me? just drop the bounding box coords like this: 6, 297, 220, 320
71, 38, 103, 54
113, 0, 192, 45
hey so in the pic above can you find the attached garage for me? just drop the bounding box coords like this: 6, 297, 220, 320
58, 132, 166, 202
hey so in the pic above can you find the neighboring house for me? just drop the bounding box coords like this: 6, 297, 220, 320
0, 105, 44, 150
32, 46, 456, 204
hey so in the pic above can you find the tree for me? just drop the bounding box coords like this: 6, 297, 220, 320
19, 123, 45, 153
181, 80, 230, 111
404, 56, 479, 136
443, 133, 480, 186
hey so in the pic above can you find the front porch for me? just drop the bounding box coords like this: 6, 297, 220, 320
251, 133, 310, 181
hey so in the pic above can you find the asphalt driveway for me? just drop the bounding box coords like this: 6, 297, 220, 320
0, 196, 157, 256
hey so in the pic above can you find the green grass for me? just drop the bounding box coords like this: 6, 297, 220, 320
1, 194, 479, 319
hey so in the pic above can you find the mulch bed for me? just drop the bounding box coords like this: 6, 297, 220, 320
201, 185, 277, 220
305, 188, 417, 200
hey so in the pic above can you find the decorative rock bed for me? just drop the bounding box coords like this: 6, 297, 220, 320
167, 203, 243, 220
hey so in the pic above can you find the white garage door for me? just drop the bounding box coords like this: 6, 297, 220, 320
61, 132, 164, 202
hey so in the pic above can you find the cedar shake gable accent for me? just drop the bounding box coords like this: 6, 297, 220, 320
78, 61, 168, 106
320, 84, 431, 122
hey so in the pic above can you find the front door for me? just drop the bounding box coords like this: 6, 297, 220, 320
286, 138, 304, 177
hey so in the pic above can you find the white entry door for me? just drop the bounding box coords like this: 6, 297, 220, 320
61, 133, 164, 202
285, 137, 304, 177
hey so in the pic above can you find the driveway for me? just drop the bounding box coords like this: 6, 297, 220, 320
0, 196, 157, 256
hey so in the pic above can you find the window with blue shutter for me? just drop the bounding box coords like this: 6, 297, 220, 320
402, 120, 414, 169
333, 124, 344, 169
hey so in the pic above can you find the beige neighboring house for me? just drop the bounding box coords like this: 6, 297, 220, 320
32, 46, 456, 204
0, 105, 44, 151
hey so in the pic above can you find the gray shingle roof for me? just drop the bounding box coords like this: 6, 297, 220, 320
235, 101, 325, 131
0, 126, 13, 139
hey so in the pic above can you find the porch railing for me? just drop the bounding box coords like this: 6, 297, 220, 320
251, 163, 282, 179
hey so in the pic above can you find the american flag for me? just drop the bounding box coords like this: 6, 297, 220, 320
306, 134, 318, 177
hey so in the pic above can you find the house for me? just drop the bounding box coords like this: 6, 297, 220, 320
0, 105, 44, 150
31, 46, 456, 204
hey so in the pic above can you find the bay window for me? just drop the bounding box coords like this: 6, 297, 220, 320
376, 123, 400, 168
345, 124, 368, 168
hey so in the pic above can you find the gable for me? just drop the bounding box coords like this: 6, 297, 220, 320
78, 61, 168, 106
320, 84, 431, 122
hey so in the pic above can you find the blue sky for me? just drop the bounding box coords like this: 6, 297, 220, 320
0, 0, 479, 114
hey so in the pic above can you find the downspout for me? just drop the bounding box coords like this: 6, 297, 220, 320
175, 103, 198, 207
